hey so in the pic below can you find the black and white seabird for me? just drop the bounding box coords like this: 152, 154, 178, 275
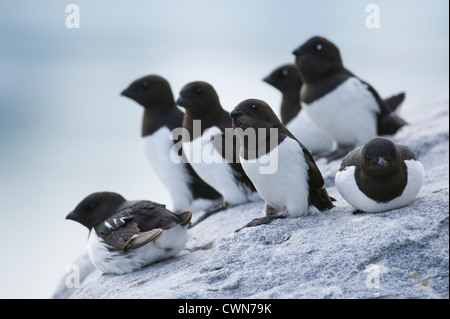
293, 36, 407, 149
263, 64, 406, 155
263, 63, 333, 153
121, 75, 222, 213
66, 192, 192, 274
230, 98, 335, 230
176, 81, 260, 215
335, 137, 424, 213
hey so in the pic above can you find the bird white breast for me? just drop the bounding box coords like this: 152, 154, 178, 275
87, 225, 189, 275
302, 77, 379, 147
183, 126, 253, 206
240, 137, 311, 217
143, 127, 193, 212
335, 159, 425, 213
286, 110, 333, 153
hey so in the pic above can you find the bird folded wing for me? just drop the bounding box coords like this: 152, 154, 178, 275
96, 208, 134, 234
383, 92, 406, 112
175, 210, 192, 225
126, 228, 164, 250
97, 220, 140, 251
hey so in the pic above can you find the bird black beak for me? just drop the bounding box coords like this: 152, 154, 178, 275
230, 109, 244, 118
376, 156, 388, 168
263, 75, 275, 85
121, 88, 132, 98
292, 47, 306, 56
176, 96, 189, 106
66, 210, 78, 221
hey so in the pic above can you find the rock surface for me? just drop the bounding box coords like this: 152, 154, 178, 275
53, 92, 449, 299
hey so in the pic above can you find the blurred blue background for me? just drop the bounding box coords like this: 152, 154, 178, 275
0, 0, 448, 298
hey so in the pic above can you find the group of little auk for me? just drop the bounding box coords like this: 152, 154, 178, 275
66, 36, 425, 274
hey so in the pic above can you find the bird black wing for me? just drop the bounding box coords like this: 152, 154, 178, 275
128, 200, 191, 231
377, 112, 408, 135
383, 92, 406, 112
292, 134, 335, 211
95, 201, 191, 252
186, 164, 223, 200
95, 208, 135, 234
358, 78, 408, 135
175, 130, 223, 201
338, 146, 361, 171
397, 144, 418, 161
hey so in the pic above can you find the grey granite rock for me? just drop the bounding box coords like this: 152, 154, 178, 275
53, 92, 449, 299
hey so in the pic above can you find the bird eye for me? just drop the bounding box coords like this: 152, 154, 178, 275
195, 88, 202, 94
142, 81, 148, 88
251, 104, 258, 110
87, 203, 95, 210
316, 44, 323, 51
365, 154, 370, 160
281, 69, 288, 77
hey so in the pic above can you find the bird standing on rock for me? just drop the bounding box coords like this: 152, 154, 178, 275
230, 98, 335, 231
293, 36, 407, 150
